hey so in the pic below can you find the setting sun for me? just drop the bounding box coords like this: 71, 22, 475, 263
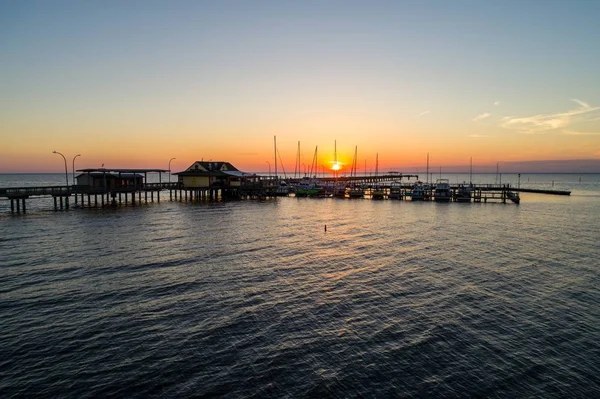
331, 162, 342, 171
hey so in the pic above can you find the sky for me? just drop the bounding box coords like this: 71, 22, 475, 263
2, 0, 600, 174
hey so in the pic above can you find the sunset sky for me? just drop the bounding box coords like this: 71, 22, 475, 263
2, 0, 600, 174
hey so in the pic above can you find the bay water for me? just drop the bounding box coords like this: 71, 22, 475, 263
1, 173, 599, 397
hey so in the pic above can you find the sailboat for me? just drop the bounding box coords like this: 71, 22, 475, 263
348, 146, 364, 198
371, 153, 385, 200
273, 136, 290, 196
295, 146, 326, 197
333, 140, 346, 198
454, 157, 473, 202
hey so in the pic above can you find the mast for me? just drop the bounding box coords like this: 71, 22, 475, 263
274, 136, 277, 180
296, 141, 301, 178
310, 146, 318, 177
334, 139, 337, 179
352, 146, 357, 178
426, 153, 429, 184
470, 157, 473, 184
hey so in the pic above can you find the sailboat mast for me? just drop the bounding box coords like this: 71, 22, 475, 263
353, 146, 357, 178
470, 157, 473, 184
296, 141, 300, 178
310, 146, 318, 177
274, 136, 277, 180
426, 153, 429, 184
334, 140, 337, 179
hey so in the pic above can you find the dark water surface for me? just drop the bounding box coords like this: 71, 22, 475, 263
1, 174, 599, 397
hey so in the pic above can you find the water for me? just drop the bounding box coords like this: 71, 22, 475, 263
1, 174, 599, 397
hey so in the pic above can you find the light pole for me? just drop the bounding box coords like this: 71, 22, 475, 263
53, 151, 69, 187
168, 157, 176, 184
72, 154, 81, 186
266, 161, 271, 178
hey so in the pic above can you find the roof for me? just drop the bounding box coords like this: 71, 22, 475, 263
222, 170, 257, 177
174, 161, 251, 176
77, 168, 168, 173
76, 172, 144, 178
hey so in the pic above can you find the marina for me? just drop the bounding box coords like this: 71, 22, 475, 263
0, 163, 571, 214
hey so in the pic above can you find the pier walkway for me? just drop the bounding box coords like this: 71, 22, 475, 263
1, 174, 571, 214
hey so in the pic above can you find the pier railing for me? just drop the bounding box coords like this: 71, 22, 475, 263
0, 182, 182, 199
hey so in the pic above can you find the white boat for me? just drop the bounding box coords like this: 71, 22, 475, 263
434, 179, 451, 202
388, 182, 403, 200
411, 181, 425, 201
275, 180, 290, 196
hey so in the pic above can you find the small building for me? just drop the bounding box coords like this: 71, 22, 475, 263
175, 161, 258, 189
75, 172, 144, 191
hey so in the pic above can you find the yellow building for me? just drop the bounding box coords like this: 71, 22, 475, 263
175, 161, 258, 189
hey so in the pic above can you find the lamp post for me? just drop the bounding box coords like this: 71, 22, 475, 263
72, 154, 81, 186
266, 161, 271, 178
168, 157, 176, 184
53, 151, 69, 187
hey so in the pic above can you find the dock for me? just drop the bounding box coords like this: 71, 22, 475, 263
1, 170, 572, 214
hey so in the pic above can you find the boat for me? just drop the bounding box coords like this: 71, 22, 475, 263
333, 183, 347, 198
454, 183, 472, 202
295, 177, 325, 197
388, 182, 403, 200
348, 146, 364, 198
348, 185, 364, 198
508, 190, 520, 204
371, 186, 385, 200
371, 153, 385, 200
434, 179, 451, 202
411, 181, 425, 201
274, 180, 290, 196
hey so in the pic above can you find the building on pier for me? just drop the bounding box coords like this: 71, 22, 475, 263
175, 161, 259, 188
75, 171, 144, 191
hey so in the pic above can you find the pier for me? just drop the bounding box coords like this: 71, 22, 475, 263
1, 171, 573, 214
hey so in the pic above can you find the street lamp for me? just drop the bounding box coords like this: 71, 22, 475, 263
72, 154, 81, 186
168, 157, 176, 184
266, 161, 271, 177
52, 150, 69, 187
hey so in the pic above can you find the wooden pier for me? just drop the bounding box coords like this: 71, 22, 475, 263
1, 172, 572, 214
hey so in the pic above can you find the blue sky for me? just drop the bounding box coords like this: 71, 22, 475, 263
2, 0, 600, 172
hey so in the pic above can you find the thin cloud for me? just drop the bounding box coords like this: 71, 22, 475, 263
501, 99, 600, 134
563, 129, 600, 136
469, 134, 493, 138
571, 98, 591, 109
473, 112, 491, 122
416, 110, 430, 117
494, 101, 500, 106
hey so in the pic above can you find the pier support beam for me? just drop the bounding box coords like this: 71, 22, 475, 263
11, 199, 15, 213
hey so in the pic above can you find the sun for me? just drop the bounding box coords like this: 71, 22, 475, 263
331, 162, 342, 171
